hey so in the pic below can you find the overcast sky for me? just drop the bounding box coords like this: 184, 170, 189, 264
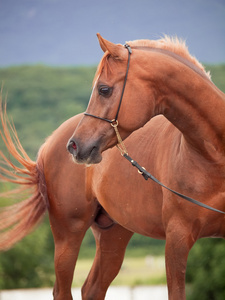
0, 0, 224, 66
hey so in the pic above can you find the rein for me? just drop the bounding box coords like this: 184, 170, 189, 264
123, 153, 225, 214
84, 44, 225, 215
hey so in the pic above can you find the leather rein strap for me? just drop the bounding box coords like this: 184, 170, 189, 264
123, 153, 225, 215
84, 43, 225, 215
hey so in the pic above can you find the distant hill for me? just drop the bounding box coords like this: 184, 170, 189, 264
0, 65, 96, 158
0, 63, 224, 159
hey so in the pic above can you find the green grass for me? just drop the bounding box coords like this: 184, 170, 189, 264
72, 256, 166, 287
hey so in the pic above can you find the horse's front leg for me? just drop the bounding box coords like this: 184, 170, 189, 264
82, 223, 133, 300
165, 217, 196, 300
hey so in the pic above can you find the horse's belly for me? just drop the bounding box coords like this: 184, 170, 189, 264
96, 185, 166, 239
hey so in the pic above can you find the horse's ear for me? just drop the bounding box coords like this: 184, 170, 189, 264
96, 33, 126, 60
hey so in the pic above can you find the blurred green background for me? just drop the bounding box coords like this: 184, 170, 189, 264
0, 64, 225, 300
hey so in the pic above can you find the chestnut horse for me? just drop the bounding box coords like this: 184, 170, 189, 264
68, 35, 225, 300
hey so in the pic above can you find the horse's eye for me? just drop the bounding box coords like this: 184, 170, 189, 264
98, 85, 112, 97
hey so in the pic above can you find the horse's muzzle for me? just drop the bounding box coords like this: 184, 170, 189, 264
67, 138, 102, 164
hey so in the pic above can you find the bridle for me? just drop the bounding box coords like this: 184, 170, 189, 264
83, 43, 225, 215
84, 43, 132, 126
84, 43, 132, 155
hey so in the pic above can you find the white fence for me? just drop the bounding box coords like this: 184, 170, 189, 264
0, 286, 168, 300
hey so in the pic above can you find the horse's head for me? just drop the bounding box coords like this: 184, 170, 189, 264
67, 34, 156, 164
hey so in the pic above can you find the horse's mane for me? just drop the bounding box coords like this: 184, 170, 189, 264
94, 35, 211, 84
127, 35, 211, 79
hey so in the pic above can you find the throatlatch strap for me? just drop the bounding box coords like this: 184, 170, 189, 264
123, 153, 225, 215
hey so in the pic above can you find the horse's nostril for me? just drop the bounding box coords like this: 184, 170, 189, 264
67, 139, 77, 154
71, 141, 77, 150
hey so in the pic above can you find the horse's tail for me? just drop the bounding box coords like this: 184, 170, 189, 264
0, 96, 48, 251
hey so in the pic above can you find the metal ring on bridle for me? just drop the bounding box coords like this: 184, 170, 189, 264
111, 120, 119, 128
138, 167, 146, 175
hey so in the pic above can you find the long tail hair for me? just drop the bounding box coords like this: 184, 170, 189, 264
0, 93, 48, 250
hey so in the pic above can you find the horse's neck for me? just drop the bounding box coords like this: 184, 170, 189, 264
155, 66, 225, 160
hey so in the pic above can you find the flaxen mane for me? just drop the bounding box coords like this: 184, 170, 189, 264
126, 35, 211, 79
94, 36, 211, 84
